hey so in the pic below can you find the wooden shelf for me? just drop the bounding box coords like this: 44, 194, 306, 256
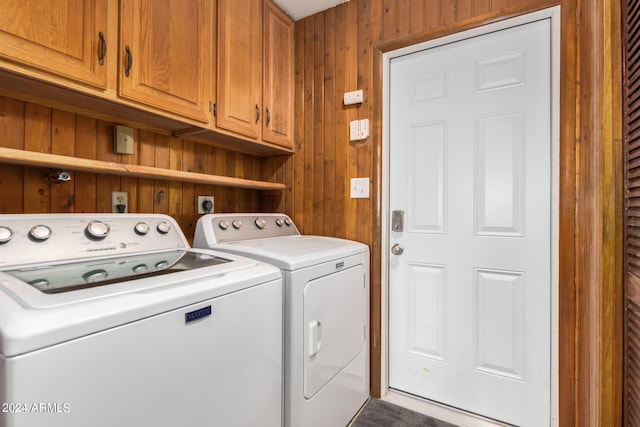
0, 147, 286, 191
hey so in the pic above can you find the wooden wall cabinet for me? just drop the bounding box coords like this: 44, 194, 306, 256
216, 0, 294, 150
0, 0, 293, 156
262, 0, 295, 149
119, 0, 211, 124
0, 0, 211, 128
0, 0, 111, 89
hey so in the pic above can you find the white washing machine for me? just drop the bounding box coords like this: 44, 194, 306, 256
194, 213, 370, 427
0, 214, 282, 427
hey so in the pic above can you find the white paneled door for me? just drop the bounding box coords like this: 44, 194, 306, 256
388, 19, 551, 426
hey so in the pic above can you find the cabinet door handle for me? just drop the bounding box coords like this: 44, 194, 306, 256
255, 104, 261, 124
266, 108, 271, 127
125, 45, 133, 77
98, 32, 106, 66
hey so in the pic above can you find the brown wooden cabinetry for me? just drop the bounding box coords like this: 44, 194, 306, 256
262, 0, 294, 148
0, 0, 110, 89
216, 0, 294, 150
119, 0, 211, 123
0, 0, 293, 156
216, 0, 263, 139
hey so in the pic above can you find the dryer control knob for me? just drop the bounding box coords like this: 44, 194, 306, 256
0, 226, 14, 243
157, 221, 171, 234
232, 220, 242, 229
86, 220, 110, 239
219, 220, 229, 230
255, 218, 266, 229
275, 218, 284, 227
30, 224, 52, 241
284, 218, 293, 226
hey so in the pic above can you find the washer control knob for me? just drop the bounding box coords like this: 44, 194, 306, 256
156, 221, 171, 234
86, 220, 110, 239
133, 264, 149, 273
30, 224, 52, 241
284, 218, 293, 226
0, 226, 14, 243
275, 218, 284, 227
155, 261, 169, 270
83, 269, 108, 283
219, 220, 229, 230
29, 278, 50, 289
134, 222, 150, 235
255, 218, 266, 229
232, 220, 242, 229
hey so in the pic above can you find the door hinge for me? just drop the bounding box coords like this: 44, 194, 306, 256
213, 102, 217, 116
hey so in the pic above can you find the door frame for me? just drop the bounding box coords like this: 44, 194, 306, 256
380, 7, 561, 425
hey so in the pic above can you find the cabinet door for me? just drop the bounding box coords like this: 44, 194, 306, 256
262, 0, 294, 149
217, 0, 262, 139
0, 0, 109, 88
120, 0, 211, 123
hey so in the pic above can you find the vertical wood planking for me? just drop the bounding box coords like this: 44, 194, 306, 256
168, 137, 183, 222
50, 110, 75, 212
303, 16, 315, 233
0, 98, 25, 213
74, 116, 98, 213
153, 133, 170, 214
292, 19, 305, 228
344, 0, 359, 241
23, 104, 51, 213
137, 129, 157, 213
323, 8, 336, 236
409, 0, 426, 33
96, 120, 119, 212
334, 3, 348, 238
180, 139, 196, 242
313, 12, 326, 235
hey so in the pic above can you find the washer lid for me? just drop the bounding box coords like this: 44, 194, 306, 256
0, 249, 281, 357
217, 235, 369, 270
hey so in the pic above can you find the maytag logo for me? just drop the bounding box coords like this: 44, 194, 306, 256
336, 261, 344, 269
185, 306, 212, 324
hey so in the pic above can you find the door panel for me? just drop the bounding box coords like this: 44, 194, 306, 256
388, 19, 551, 426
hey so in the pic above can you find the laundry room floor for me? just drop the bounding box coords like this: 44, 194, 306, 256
349, 398, 457, 427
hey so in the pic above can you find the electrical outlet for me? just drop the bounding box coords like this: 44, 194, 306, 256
198, 196, 214, 214
112, 191, 128, 213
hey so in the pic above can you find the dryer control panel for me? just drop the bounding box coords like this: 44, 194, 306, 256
195, 214, 300, 244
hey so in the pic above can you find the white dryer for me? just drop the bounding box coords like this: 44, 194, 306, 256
194, 213, 370, 427
0, 214, 282, 427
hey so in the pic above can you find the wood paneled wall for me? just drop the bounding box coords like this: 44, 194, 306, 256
283, 0, 623, 426
0, 0, 624, 424
0, 96, 279, 242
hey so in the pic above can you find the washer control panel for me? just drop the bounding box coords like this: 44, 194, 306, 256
198, 214, 300, 244
0, 214, 188, 268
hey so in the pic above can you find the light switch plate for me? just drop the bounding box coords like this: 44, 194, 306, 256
344, 89, 363, 105
350, 177, 370, 199
349, 119, 370, 141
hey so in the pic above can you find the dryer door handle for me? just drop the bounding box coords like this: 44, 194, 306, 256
308, 320, 322, 358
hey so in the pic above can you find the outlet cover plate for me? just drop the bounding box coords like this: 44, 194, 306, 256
198, 196, 214, 214
112, 191, 128, 213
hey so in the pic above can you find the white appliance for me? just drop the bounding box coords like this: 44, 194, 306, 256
0, 214, 283, 427
194, 213, 370, 427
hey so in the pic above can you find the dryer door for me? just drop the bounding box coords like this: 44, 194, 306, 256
303, 264, 366, 398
